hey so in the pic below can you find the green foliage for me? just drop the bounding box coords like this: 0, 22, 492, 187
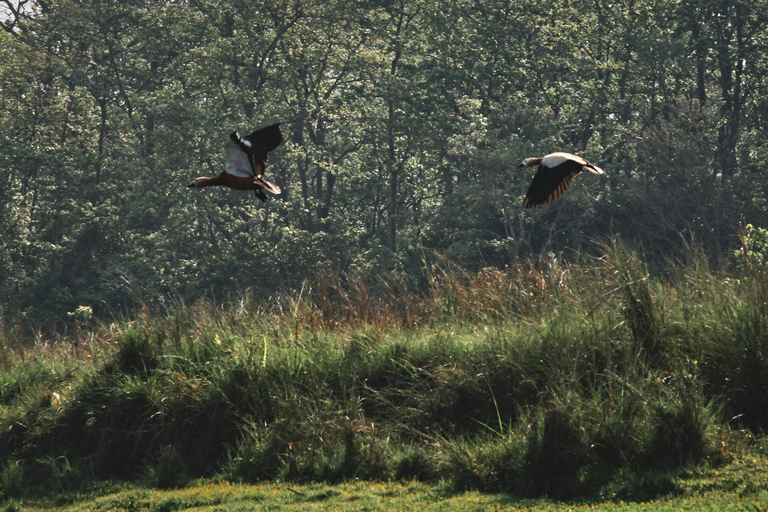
3, 0, 768, 326
737, 224, 768, 265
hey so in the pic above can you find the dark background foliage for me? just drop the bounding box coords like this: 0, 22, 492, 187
2, 0, 768, 326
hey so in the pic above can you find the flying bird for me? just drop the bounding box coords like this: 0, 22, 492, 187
520, 152, 604, 208
188, 123, 283, 202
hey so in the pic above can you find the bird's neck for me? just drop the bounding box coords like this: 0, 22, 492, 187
195, 174, 226, 187
526, 157, 544, 167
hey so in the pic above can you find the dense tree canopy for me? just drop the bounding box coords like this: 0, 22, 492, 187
2, 0, 768, 326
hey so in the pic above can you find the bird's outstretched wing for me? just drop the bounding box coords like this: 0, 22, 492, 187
523, 159, 584, 208
224, 137, 254, 178
243, 123, 283, 153
242, 123, 283, 178
224, 123, 283, 178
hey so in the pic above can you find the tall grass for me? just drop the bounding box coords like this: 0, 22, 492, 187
0, 241, 765, 499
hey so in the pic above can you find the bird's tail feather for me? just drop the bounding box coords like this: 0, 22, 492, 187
254, 177, 281, 202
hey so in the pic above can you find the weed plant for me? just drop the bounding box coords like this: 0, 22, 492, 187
0, 241, 766, 501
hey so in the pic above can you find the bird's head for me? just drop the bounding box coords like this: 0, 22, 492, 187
188, 177, 206, 188
519, 157, 542, 167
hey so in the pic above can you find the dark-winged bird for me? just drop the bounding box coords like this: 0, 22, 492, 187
520, 152, 604, 208
188, 123, 283, 201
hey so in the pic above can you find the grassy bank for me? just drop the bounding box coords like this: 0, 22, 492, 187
6, 476, 768, 512
1, 242, 767, 502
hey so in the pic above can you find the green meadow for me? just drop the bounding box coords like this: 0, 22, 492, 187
2, 242, 768, 510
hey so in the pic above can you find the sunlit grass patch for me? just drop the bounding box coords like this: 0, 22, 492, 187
7, 478, 768, 512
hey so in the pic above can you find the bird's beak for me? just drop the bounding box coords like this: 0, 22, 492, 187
187, 183, 195, 188
518, 163, 524, 167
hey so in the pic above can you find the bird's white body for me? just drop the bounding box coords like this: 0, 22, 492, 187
523, 152, 604, 174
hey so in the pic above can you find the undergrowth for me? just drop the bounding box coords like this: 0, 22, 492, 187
1, 241, 767, 501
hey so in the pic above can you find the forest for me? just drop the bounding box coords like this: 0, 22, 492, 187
1, 0, 768, 327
